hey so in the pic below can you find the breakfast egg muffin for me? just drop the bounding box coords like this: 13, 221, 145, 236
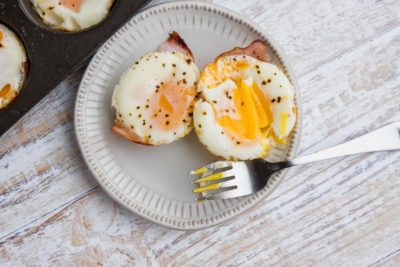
31, 0, 115, 31
193, 41, 297, 160
111, 32, 200, 145
0, 24, 28, 110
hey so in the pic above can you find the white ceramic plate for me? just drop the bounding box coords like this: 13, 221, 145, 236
75, 1, 302, 230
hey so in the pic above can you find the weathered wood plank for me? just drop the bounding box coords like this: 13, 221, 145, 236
1, 0, 400, 265
214, 0, 400, 76
1, 0, 399, 241
0, 154, 399, 266
0, 71, 99, 240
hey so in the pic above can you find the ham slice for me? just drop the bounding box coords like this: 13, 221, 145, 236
218, 40, 270, 62
158, 31, 194, 61
112, 123, 149, 145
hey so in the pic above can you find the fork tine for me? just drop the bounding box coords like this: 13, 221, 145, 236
191, 169, 234, 183
192, 177, 237, 193
192, 175, 235, 188
189, 161, 232, 176
193, 183, 220, 193
189, 166, 208, 175
189, 166, 231, 180
198, 185, 238, 196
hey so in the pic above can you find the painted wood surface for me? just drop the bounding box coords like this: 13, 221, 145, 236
1, 0, 400, 266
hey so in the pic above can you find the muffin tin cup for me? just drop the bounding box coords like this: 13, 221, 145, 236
0, 0, 150, 136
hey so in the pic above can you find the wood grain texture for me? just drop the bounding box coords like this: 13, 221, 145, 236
1, 0, 400, 266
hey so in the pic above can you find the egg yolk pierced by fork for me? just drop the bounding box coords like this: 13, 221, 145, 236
217, 79, 273, 141
193, 54, 296, 160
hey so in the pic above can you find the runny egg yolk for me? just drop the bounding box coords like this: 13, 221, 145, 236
59, 0, 83, 12
150, 80, 195, 131
217, 80, 273, 140
0, 84, 17, 102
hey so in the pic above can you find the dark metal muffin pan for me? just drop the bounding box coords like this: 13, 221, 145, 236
0, 0, 150, 136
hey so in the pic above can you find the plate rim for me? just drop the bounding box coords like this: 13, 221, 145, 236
74, 0, 303, 230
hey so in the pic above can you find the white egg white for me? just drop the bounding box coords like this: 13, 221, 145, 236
194, 55, 296, 160
112, 51, 200, 145
31, 0, 114, 31
0, 24, 27, 109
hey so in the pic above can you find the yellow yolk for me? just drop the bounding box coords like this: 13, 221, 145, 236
193, 183, 220, 193
191, 166, 207, 175
217, 80, 272, 141
236, 60, 250, 70
59, 0, 83, 12
0, 84, 17, 102
151, 80, 195, 131
251, 82, 272, 128
280, 112, 288, 137
194, 172, 224, 183
0, 31, 3, 42
159, 94, 173, 113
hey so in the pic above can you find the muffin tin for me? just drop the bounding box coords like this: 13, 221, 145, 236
0, 0, 150, 136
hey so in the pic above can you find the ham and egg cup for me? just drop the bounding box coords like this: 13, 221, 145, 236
0, 24, 28, 110
31, 0, 115, 31
193, 41, 297, 160
112, 32, 200, 145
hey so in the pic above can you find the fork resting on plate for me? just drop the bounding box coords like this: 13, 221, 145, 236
190, 122, 400, 200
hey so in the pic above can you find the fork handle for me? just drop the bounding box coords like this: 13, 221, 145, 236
285, 122, 400, 167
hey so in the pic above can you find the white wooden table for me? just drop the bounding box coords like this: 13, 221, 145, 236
1, 0, 400, 266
